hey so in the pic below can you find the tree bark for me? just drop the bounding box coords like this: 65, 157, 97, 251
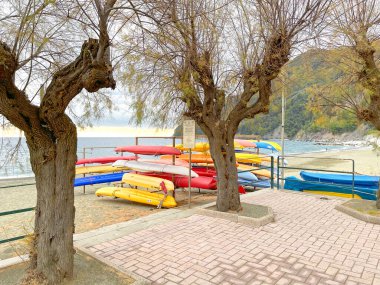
1, 39, 114, 284
208, 128, 240, 212
22, 117, 77, 285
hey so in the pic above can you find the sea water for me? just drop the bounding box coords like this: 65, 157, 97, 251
0, 137, 350, 179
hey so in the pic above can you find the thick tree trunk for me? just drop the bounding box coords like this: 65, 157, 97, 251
23, 121, 77, 285
208, 131, 240, 212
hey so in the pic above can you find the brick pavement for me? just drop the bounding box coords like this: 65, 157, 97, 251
87, 190, 380, 284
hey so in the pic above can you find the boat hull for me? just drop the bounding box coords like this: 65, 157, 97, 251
284, 176, 377, 200
96, 187, 177, 208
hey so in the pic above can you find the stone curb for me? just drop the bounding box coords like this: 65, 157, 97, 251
0, 255, 28, 270
76, 247, 151, 285
335, 203, 380, 224
193, 201, 275, 228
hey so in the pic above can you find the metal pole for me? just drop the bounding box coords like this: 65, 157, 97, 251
134, 137, 138, 160
281, 74, 286, 190
270, 156, 274, 189
172, 137, 176, 197
277, 156, 280, 190
352, 160, 355, 198
188, 149, 192, 208
83, 147, 86, 194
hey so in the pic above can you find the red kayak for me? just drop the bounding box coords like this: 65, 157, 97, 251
115, 145, 181, 155
76, 156, 136, 165
192, 167, 216, 177
141, 172, 245, 193
143, 173, 217, 190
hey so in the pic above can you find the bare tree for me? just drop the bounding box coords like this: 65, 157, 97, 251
0, 0, 125, 283
328, 0, 380, 129
123, 0, 330, 211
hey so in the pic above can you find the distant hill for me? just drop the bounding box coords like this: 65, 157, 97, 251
174, 46, 378, 139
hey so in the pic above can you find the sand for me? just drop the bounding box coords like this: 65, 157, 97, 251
282, 147, 380, 177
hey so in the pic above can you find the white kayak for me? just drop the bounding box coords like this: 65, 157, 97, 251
113, 160, 199, 177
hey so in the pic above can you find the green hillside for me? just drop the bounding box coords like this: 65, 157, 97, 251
238, 48, 361, 138
174, 47, 377, 138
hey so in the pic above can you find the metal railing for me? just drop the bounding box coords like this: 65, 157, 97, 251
0, 182, 35, 244
276, 155, 357, 198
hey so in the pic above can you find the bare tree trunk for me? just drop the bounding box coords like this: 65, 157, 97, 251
208, 131, 240, 212
23, 120, 77, 285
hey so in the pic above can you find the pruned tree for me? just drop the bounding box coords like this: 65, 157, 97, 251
123, 0, 331, 211
329, 0, 380, 130
0, 0, 126, 283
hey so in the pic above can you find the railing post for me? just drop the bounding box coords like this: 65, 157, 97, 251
277, 156, 280, 190
270, 156, 274, 189
82, 147, 86, 194
352, 159, 355, 199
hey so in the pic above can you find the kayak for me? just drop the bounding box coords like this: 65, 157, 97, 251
237, 164, 272, 178
300, 171, 380, 188
76, 165, 130, 175
175, 142, 210, 152
284, 176, 377, 200
235, 153, 262, 164
192, 167, 216, 177
76, 156, 136, 165
114, 145, 181, 155
121, 173, 175, 191
238, 178, 270, 188
234, 139, 257, 148
238, 171, 258, 181
139, 158, 189, 167
162, 154, 214, 164
143, 173, 217, 190
74, 172, 127, 187
113, 160, 199, 177
96, 187, 177, 208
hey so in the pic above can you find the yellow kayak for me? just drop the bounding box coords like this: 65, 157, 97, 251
122, 173, 175, 191
161, 153, 214, 164
175, 142, 210, 152
235, 153, 262, 164
175, 141, 246, 152
96, 187, 177, 208
76, 165, 129, 175
237, 164, 272, 178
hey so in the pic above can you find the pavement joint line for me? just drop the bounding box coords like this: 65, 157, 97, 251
76, 247, 151, 285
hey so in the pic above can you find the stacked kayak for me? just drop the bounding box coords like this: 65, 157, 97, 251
115, 145, 181, 155
75, 172, 127, 187
96, 173, 177, 208
75, 165, 130, 175
300, 171, 379, 188
76, 156, 136, 165
113, 160, 198, 177
285, 171, 379, 200
143, 172, 218, 190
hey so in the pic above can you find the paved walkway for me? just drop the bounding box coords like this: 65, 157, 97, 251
81, 190, 380, 285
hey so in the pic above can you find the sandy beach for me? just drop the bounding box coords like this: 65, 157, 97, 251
284, 147, 380, 176
0, 147, 379, 261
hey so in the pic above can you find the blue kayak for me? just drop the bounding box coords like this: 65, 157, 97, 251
74, 172, 127, 187
300, 171, 379, 188
238, 178, 271, 188
284, 176, 377, 200
238, 171, 258, 181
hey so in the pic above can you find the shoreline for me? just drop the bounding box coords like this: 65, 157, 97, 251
0, 144, 377, 180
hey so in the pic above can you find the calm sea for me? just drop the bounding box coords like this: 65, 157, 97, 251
0, 137, 347, 179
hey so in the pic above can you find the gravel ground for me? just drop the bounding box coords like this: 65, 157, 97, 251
0, 177, 217, 260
